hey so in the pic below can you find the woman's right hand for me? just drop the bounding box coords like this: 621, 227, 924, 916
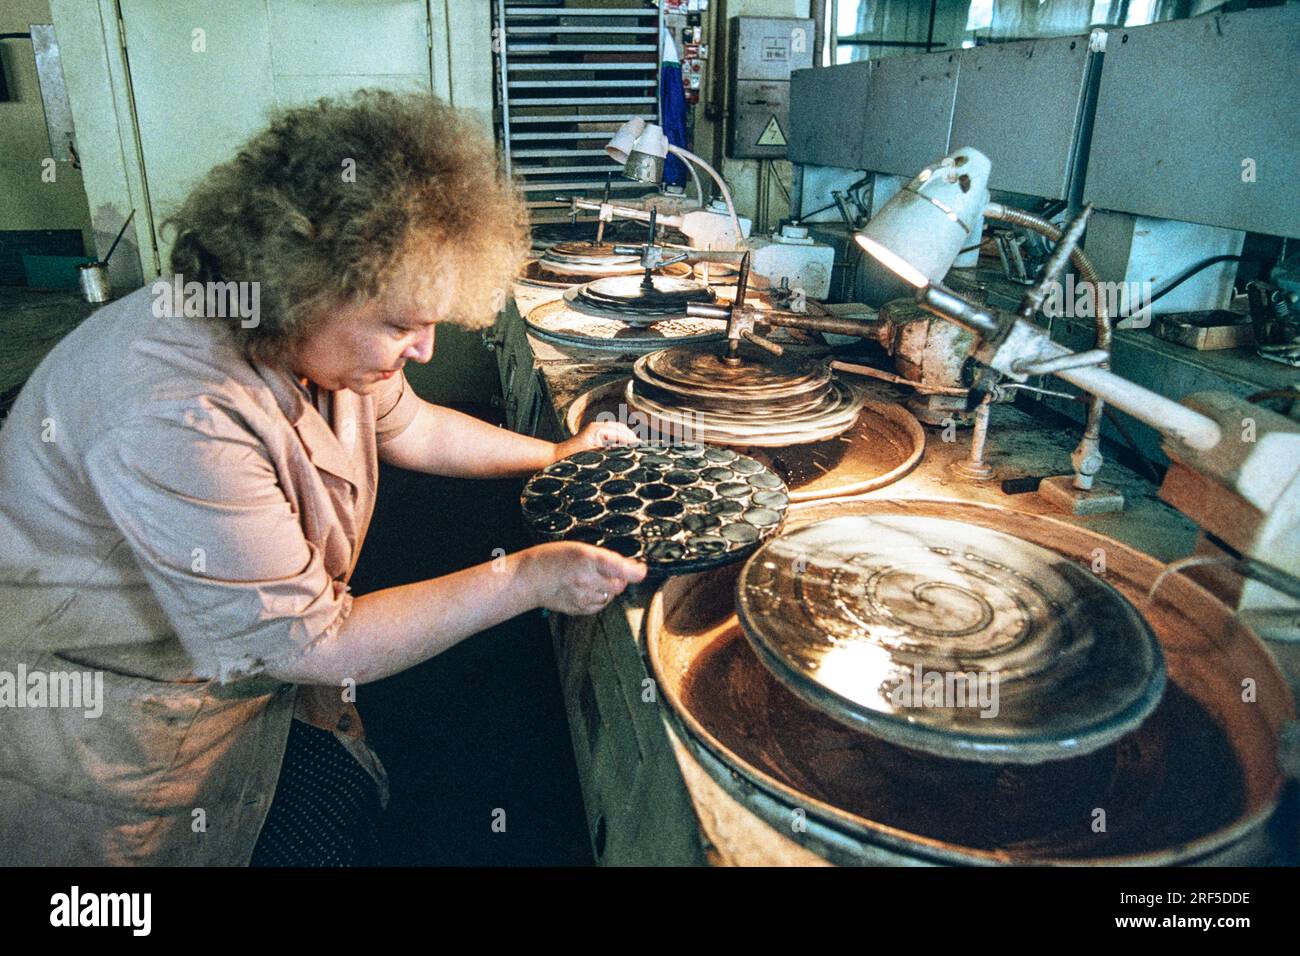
520, 542, 647, 616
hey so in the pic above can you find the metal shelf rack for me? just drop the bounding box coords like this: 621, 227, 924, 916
494, 1, 664, 224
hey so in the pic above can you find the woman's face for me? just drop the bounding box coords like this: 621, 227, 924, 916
290, 294, 438, 394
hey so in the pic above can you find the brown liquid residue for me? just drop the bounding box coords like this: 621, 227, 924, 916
681, 629, 1247, 860
754, 433, 855, 489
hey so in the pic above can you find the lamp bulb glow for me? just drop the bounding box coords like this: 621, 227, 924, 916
855, 234, 929, 288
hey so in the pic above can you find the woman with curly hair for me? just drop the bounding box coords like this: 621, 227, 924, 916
0, 91, 644, 866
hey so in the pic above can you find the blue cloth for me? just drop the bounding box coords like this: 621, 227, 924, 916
250, 719, 384, 867
660, 61, 689, 188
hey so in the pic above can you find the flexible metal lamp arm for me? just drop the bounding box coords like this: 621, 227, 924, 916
915, 284, 1222, 452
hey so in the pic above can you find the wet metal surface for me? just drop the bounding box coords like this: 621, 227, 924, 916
647, 499, 1291, 864
682, 628, 1241, 858
736, 515, 1166, 763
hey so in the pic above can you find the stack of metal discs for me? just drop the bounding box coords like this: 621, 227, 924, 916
521, 444, 789, 574
563, 275, 716, 327
524, 301, 726, 351
736, 514, 1166, 764
540, 242, 646, 278
626, 341, 867, 446
522, 242, 694, 288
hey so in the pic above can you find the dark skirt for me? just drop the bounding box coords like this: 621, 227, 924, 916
250, 718, 384, 867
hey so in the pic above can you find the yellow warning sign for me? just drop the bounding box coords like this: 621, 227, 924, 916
756, 115, 786, 147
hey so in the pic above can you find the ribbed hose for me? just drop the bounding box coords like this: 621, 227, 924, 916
986, 204, 1111, 489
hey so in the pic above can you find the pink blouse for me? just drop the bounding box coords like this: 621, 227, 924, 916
0, 285, 420, 864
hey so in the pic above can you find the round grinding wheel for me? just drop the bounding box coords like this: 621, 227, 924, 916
523, 242, 695, 288
543, 241, 643, 273
627, 341, 867, 446
565, 378, 926, 501
628, 379, 865, 446
521, 444, 789, 575
636, 342, 831, 403
564, 275, 716, 326
525, 298, 726, 351
736, 515, 1166, 764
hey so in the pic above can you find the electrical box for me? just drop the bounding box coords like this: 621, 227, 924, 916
727, 16, 814, 160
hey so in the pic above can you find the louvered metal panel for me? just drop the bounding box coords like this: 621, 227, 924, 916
495, 0, 663, 224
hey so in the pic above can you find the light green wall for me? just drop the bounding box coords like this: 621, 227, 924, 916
441, 0, 495, 132
0, 0, 93, 253
116, 0, 474, 272
49, 0, 154, 288
48, 0, 500, 405
50, 0, 495, 289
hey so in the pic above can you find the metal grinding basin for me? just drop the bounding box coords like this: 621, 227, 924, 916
735, 515, 1165, 764
643, 499, 1295, 865
565, 379, 924, 502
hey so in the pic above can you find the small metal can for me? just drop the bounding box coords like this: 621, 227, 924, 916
77, 262, 111, 304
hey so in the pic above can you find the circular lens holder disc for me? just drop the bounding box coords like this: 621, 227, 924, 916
736, 514, 1166, 764
522, 444, 790, 575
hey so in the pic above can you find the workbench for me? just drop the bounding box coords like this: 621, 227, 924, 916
491, 280, 1288, 866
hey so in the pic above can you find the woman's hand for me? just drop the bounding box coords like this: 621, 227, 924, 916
551, 420, 641, 464
520, 541, 647, 616
274, 541, 647, 685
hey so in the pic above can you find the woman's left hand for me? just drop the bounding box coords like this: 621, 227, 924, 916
551, 420, 641, 463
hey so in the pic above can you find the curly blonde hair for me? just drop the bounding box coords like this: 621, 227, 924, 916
164, 90, 528, 361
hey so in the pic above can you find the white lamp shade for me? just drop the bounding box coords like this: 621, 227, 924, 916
855, 147, 992, 287
623, 150, 664, 184
630, 123, 668, 159
613, 122, 670, 184
605, 117, 647, 165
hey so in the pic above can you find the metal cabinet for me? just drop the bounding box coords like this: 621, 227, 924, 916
551, 607, 707, 866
